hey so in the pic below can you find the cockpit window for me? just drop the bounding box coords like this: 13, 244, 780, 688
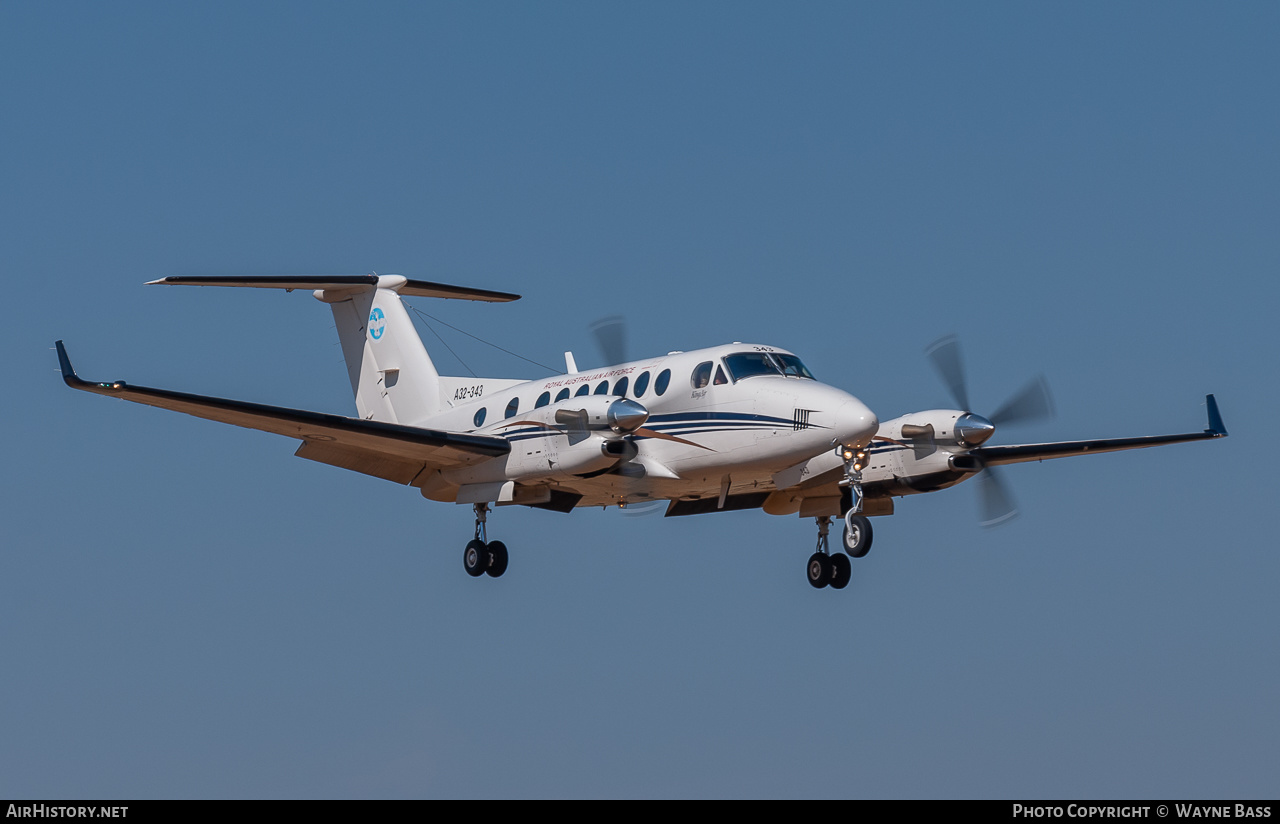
724, 351, 815, 382
774, 353, 814, 379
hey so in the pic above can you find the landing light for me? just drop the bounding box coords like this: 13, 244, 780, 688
840, 447, 868, 471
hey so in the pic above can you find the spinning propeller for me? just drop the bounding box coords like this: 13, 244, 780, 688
589, 315, 628, 368
583, 315, 673, 513
924, 334, 1056, 526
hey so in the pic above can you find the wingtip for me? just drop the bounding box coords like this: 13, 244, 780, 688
55, 340, 79, 386
1205, 394, 1227, 437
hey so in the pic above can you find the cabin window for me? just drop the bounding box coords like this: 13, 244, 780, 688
634, 371, 651, 397
575, 384, 590, 397
691, 361, 713, 389
556, 388, 571, 402
594, 380, 610, 395
473, 407, 487, 428
535, 391, 551, 408
655, 369, 671, 396
613, 376, 629, 397
504, 398, 519, 419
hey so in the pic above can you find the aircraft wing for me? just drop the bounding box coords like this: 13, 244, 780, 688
973, 394, 1227, 467
55, 341, 509, 485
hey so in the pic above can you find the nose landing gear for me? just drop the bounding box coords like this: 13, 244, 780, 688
463, 503, 509, 578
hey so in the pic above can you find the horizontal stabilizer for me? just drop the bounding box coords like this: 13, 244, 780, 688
55, 341, 509, 473
146, 275, 521, 302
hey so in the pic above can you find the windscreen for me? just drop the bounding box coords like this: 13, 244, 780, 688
723, 352, 815, 382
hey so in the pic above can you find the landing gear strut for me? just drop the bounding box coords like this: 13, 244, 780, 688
463, 503, 508, 578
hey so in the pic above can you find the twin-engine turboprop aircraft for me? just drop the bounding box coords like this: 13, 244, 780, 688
56, 275, 1228, 590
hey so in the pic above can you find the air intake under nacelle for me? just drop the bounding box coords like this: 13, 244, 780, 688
601, 438, 639, 461
949, 454, 984, 473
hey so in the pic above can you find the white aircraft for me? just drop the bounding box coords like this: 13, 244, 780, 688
56, 275, 1228, 590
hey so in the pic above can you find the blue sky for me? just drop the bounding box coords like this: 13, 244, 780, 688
2, 1, 1276, 798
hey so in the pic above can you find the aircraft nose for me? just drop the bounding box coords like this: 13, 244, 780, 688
838, 399, 879, 447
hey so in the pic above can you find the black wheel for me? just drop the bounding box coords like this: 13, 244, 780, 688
485, 540, 509, 578
464, 539, 488, 577
829, 553, 852, 589
843, 513, 873, 558
807, 552, 832, 589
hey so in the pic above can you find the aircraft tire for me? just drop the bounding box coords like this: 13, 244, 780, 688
829, 553, 852, 589
807, 553, 832, 589
843, 513, 873, 558
486, 540, 509, 578
464, 539, 488, 577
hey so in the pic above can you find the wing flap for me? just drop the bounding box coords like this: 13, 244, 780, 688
56, 341, 509, 470
294, 441, 430, 485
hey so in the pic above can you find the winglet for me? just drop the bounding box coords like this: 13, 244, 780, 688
55, 341, 125, 392
1205, 394, 1227, 437
55, 340, 82, 387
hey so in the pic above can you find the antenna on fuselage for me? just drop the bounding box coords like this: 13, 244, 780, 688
564, 352, 578, 374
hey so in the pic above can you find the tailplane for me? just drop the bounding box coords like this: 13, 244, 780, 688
147, 274, 521, 425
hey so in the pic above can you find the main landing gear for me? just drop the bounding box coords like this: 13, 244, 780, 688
807, 512, 873, 590
463, 503, 508, 579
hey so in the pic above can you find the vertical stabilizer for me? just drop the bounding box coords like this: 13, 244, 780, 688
316, 275, 441, 424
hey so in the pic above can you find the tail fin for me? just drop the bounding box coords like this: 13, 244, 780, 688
321, 280, 443, 424
147, 274, 521, 425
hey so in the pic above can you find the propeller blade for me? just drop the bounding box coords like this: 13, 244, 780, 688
621, 500, 666, 518
589, 315, 627, 367
925, 334, 971, 411
989, 375, 1055, 427
975, 466, 1019, 527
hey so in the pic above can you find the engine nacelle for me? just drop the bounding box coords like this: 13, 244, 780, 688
553, 396, 649, 434
878, 409, 993, 446
442, 395, 645, 487
859, 410, 990, 495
